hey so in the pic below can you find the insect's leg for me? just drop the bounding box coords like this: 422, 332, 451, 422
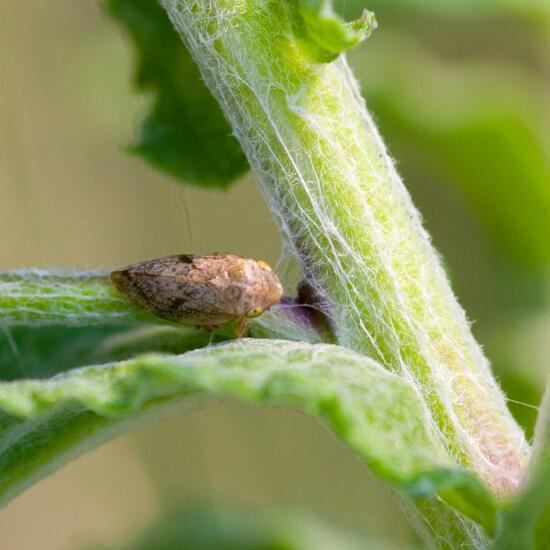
203, 324, 218, 346
235, 316, 249, 338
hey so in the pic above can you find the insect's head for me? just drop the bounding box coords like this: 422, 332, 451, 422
245, 259, 284, 318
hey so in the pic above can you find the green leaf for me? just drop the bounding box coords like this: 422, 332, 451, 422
0, 339, 495, 531
492, 383, 550, 550
105, 0, 248, 188
290, 0, 377, 63
0, 324, 212, 381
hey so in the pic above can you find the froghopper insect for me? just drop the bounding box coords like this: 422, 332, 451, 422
111, 253, 283, 337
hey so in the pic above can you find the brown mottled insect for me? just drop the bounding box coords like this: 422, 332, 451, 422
111, 253, 283, 337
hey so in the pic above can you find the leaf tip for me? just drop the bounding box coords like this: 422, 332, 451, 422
293, 1, 377, 63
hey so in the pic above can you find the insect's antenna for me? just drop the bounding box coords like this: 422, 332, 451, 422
274, 258, 302, 294
1, 324, 27, 378
207, 330, 216, 347
505, 397, 539, 412
276, 302, 325, 314
274, 245, 287, 272
176, 187, 194, 247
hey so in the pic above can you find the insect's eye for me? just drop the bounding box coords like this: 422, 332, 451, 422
246, 307, 264, 318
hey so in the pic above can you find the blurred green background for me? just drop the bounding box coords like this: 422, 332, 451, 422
0, 0, 549, 548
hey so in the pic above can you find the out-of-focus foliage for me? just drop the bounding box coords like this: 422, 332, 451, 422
343, 0, 550, 18
0, 324, 210, 381
106, 0, 248, 188
104, 505, 400, 550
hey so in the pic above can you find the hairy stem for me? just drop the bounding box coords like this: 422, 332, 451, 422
160, 0, 527, 542
0, 270, 147, 323
0, 270, 324, 343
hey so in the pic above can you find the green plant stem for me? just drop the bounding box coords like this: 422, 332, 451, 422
159, 0, 528, 544
0, 270, 324, 344
0, 270, 151, 323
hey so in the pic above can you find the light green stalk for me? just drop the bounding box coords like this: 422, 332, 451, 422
0, 270, 323, 343
0, 270, 147, 323
160, 0, 527, 501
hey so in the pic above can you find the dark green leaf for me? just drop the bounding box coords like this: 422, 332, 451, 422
106, 0, 248, 188
0, 323, 211, 381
